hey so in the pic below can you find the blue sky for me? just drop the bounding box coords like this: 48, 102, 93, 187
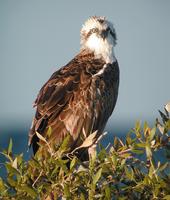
0, 0, 170, 132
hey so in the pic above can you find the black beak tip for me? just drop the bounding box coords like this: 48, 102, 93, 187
101, 30, 108, 39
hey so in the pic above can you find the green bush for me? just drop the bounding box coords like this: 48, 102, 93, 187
0, 103, 170, 200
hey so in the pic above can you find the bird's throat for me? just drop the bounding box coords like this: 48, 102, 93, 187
84, 35, 116, 64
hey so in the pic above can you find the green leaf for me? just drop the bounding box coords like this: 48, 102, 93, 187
29, 158, 40, 169
146, 144, 152, 158
21, 185, 37, 198
7, 176, 17, 187
105, 186, 111, 199
56, 158, 68, 173
135, 142, 146, 148
59, 134, 71, 152
80, 193, 86, 200
126, 133, 132, 145
93, 168, 102, 185
113, 137, 119, 150
124, 166, 134, 180
98, 147, 107, 161
163, 195, 170, 200
135, 121, 141, 132
149, 127, 156, 141
110, 153, 118, 166
8, 138, 13, 155
131, 149, 144, 154
70, 157, 76, 170
64, 184, 71, 198
144, 121, 149, 132
0, 177, 6, 193
46, 126, 52, 138
5, 163, 20, 176
165, 119, 170, 130
159, 162, 169, 171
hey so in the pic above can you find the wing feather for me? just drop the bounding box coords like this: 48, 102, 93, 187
29, 51, 119, 157
29, 57, 95, 152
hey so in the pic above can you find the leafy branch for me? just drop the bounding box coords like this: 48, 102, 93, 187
0, 102, 170, 200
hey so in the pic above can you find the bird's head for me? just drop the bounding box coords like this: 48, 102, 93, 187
80, 16, 117, 63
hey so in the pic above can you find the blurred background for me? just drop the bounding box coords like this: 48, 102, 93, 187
0, 0, 170, 160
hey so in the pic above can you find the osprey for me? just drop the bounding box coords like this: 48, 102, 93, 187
29, 16, 119, 160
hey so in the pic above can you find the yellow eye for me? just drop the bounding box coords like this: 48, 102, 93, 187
91, 28, 98, 33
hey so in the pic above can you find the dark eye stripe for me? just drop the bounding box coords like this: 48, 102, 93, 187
85, 27, 117, 42
90, 28, 99, 33
104, 27, 116, 41
86, 28, 99, 38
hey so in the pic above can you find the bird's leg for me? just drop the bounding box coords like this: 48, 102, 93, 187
88, 143, 97, 160
88, 132, 107, 160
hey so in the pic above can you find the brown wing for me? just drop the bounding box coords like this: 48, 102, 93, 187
29, 51, 119, 156
29, 53, 99, 153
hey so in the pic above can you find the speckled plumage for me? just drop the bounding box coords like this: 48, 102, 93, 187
28, 16, 119, 160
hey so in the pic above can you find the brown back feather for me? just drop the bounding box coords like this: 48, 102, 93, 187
28, 49, 119, 157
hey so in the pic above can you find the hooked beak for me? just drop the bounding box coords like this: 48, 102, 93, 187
100, 30, 108, 40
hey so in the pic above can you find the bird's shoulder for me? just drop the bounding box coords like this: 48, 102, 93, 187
34, 51, 107, 107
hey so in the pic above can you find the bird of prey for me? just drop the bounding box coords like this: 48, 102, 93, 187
28, 16, 119, 160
